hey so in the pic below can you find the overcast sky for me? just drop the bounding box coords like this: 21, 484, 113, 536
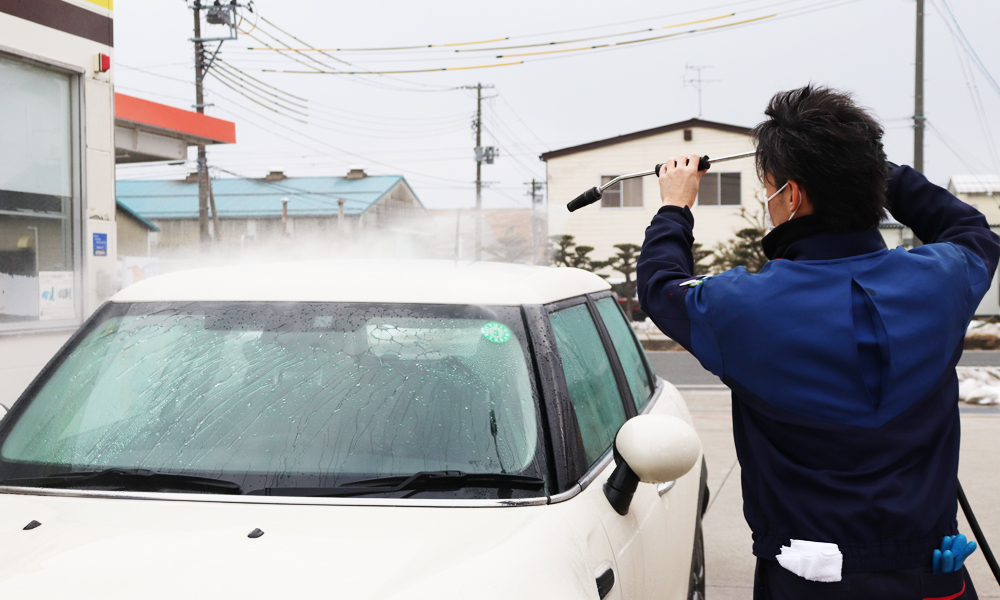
114, 0, 1000, 210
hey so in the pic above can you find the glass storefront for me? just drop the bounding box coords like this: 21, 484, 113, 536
0, 54, 78, 325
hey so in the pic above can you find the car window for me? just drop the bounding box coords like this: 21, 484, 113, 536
0, 302, 546, 497
549, 303, 627, 465
596, 298, 653, 410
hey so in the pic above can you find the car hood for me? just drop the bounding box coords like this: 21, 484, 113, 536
0, 491, 596, 599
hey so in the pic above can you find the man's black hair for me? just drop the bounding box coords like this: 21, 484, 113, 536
752, 84, 888, 232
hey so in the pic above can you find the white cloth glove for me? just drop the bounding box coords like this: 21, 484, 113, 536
776, 539, 843, 582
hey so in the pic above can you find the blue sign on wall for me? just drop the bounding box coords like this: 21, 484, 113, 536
92, 232, 107, 257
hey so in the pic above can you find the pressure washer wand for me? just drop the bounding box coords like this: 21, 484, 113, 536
959, 480, 1000, 586
566, 151, 757, 212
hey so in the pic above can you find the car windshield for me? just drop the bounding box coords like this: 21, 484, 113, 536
0, 302, 547, 498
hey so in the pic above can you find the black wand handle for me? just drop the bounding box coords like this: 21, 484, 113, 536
958, 480, 1000, 586
655, 155, 711, 177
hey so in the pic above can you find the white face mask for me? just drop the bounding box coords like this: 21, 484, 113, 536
764, 182, 792, 231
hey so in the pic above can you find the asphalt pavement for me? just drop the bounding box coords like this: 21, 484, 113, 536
674, 384, 1000, 599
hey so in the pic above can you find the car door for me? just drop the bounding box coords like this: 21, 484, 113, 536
593, 295, 693, 599
548, 298, 648, 599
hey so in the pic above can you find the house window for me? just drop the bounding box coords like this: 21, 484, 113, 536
0, 54, 80, 326
600, 176, 643, 208
697, 172, 741, 206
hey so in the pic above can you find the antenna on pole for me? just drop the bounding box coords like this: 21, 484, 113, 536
684, 65, 720, 119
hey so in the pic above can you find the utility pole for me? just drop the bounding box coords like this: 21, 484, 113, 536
684, 65, 719, 119
191, 1, 240, 248
475, 83, 483, 261
193, 2, 211, 247
464, 82, 495, 260
914, 0, 925, 172
526, 179, 544, 264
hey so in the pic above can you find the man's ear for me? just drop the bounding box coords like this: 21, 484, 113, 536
788, 180, 813, 215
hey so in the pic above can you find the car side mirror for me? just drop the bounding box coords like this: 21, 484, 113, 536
604, 415, 701, 516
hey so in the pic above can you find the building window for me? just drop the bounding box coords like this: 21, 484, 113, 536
600, 176, 643, 208
0, 54, 79, 326
697, 172, 741, 206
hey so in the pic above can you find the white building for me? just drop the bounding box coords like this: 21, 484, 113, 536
948, 174, 1000, 224
0, 0, 117, 409
947, 174, 1000, 316
542, 118, 762, 264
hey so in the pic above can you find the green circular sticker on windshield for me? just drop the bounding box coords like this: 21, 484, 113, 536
482, 322, 511, 344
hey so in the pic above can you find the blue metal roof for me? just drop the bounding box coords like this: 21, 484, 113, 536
116, 200, 160, 231
116, 175, 422, 219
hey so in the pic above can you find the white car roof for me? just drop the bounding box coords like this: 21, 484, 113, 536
112, 260, 612, 306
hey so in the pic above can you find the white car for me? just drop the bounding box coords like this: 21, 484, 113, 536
0, 260, 707, 599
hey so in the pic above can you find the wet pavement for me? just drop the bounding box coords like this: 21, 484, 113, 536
680, 389, 1000, 599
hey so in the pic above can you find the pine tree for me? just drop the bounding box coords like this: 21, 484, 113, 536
711, 196, 769, 274
602, 243, 641, 320
692, 243, 714, 276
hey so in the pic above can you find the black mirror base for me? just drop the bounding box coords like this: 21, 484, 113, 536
604, 460, 640, 516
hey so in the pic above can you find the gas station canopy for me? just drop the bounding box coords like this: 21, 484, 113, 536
114, 93, 236, 164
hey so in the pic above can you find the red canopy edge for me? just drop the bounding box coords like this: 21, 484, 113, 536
115, 93, 236, 145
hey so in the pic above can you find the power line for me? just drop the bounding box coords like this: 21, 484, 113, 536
250, 12, 735, 54
496, 94, 550, 150
208, 65, 309, 118
264, 61, 525, 76
207, 70, 308, 123
524, 0, 862, 66
208, 93, 476, 185
118, 63, 195, 86
936, 0, 1000, 100
925, 120, 995, 174
501, 0, 809, 40
498, 14, 775, 58
944, 20, 1000, 173
251, 14, 461, 93
215, 59, 307, 102
245, 0, 824, 54
261, 13, 776, 74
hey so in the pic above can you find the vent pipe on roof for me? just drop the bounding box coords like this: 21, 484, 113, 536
266, 168, 287, 181
346, 166, 367, 180
338, 198, 345, 231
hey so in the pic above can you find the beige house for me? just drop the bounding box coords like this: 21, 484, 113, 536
948, 175, 1000, 223
542, 118, 761, 265
947, 175, 1000, 315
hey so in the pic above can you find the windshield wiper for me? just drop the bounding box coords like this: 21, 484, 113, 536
249, 470, 545, 497
1, 468, 242, 495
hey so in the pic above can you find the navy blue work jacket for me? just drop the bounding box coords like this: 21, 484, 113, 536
637, 165, 1000, 572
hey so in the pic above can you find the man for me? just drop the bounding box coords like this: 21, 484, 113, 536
637, 85, 999, 599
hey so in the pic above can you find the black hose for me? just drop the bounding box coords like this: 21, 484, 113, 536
958, 480, 1000, 586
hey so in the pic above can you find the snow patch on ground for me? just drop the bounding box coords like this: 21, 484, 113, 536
957, 368, 1000, 405
968, 320, 1000, 337
631, 320, 663, 336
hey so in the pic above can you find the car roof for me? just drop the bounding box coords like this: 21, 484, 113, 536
111, 259, 612, 306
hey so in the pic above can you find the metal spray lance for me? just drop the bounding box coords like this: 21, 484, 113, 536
566, 151, 756, 212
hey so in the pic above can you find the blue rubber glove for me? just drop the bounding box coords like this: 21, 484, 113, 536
932, 534, 978, 573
